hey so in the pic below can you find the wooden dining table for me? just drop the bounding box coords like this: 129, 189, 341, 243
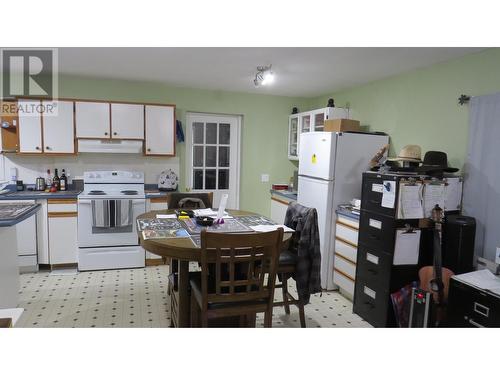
138, 209, 291, 327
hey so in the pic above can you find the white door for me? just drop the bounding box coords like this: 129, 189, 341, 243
298, 132, 337, 180
75, 101, 110, 138
111, 103, 144, 140
186, 113, 241, 209
42, 100, 75, 154
144, 105, 175, 155
18, 99, 43, 153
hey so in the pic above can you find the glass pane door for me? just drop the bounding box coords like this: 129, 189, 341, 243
314, 112, 325, 131
301, 114, 311, 133
289, 117, 298, 157
192, 122, 231, 190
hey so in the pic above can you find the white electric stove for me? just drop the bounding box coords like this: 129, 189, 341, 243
78, 171, 146, 271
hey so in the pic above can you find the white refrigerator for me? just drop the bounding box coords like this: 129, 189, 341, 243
297, 131, 389, 290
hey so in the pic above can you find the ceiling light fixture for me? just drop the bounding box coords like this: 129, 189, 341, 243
254, 65, 274, 87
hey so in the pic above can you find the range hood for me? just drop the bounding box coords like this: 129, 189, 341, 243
78, 139, 143, 154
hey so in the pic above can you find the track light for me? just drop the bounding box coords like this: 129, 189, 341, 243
254, 65, 274, 87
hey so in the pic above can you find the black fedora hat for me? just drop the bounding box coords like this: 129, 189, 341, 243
417, 151, 459, 174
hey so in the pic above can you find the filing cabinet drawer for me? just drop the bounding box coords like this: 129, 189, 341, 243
361, 174, 398, 218
356, 246, 392, 291
334, 254, 356, 279
353, 278, 390, 327
334, 239, 357, 263
358, 211, 395, 253
448, 278, 500, 327
335, 222, 359, 246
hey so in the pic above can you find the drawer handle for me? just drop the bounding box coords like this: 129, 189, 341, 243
363, 301, 375, 309
369, 234, 380, 240
468, 318, 485, 328
369, 199, 379, 204
367, 268, 378, 275
473, 302, 489, 317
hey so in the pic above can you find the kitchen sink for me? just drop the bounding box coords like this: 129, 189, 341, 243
0, 203, 35, 219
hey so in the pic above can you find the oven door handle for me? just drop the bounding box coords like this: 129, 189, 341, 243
78, 200, 92, 205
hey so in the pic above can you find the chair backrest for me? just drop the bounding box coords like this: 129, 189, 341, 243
167, 192, 214, 209
199, 228, 284, 306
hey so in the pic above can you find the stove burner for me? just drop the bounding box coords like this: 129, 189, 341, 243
120, 190, 138, 195
88, 190, 106, 195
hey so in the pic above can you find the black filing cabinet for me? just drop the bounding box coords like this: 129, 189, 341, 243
354, 172, 424, 327
447, 277, 500, 327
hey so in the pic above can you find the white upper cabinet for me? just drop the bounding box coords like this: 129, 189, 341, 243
145, 105, 175, 156
111, 103, 144, 140
42, 100, 75, 154
288, 115, 299, 160
288, 106, 350, 160
18, 99, 43, 153
75, 101, 110, 139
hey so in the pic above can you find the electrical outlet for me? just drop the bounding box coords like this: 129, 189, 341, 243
261, 174, 269, 183
496, 247, 500, 265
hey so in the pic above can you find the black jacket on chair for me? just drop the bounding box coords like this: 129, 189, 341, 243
284, 202, 322, 304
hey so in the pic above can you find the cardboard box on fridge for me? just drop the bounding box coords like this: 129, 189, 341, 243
324, 119, 361, 132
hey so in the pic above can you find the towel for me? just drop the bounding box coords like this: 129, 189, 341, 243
116, 200, 132, 227
92, 200, 110, 228
92, 200, 132, 228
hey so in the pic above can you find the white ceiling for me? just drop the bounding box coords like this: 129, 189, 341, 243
58, 47, 484, 98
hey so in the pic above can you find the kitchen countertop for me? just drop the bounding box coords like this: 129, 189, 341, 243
0, 203, 41, 227
270, 189, 297, 201
0, 190, 82, 200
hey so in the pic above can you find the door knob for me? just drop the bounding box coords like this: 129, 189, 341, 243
113, 132, 117, 136
46, 146, 50, 150
104, 132, 108, 136
147, 148, 151, 152
35, 146, 40, 150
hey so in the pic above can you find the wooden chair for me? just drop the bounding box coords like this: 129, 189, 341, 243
273, 247, 306, 328
165, 192, 213, 294
166, 192, 214, 209
189, 228, 284, 327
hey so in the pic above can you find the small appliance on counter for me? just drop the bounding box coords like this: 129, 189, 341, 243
158, 169, 179, 191
35, 177, 46, 191
16, 180, 24, 191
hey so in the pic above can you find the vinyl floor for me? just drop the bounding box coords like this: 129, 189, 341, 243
15, 265, 372, 328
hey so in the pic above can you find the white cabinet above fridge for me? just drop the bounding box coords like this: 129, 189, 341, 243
288, 106, 349, 160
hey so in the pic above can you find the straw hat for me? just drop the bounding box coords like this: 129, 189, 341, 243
387, 145, 422, 163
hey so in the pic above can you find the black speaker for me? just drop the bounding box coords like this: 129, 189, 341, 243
442, 215, 476, 274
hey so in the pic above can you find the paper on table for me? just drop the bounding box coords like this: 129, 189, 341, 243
156, 214, 177, 219
444, 177, 463, 211
250, 224, 295, 233
453, 269, 500, 291
397, 183, 424, 219
423, 183, 446, 218
381, 180, 396, 208
192, 208, 229, 217
393, 229, 421, 265
216, 194, 229, 221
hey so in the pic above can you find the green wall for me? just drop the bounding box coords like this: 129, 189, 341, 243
58, 75, 304, 216
313, 48, 500, 170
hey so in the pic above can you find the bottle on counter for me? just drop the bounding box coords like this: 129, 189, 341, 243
53, 168, 60, 190
45, 169, 52, 192
60, 169, 67, 191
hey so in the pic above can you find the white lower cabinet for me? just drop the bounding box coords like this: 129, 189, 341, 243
48, 216, 78, 265
333, 213, 359, 301
270, 197, 289, 224
10, 200, 38, 272
47, 200, 78, 265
